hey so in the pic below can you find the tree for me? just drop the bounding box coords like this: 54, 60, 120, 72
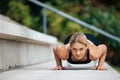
7, 1, 32, 27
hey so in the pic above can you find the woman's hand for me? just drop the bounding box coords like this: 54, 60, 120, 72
51, 66, 66, 70
96, 65, 107, 70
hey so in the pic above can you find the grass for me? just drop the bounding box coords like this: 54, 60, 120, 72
112, 66, 120, 73
108, 62, 120, 73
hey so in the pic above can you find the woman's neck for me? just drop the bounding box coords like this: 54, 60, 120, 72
72, 53, 87, 62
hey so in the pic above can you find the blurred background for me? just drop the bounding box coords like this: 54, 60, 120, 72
0, 0, 120, 72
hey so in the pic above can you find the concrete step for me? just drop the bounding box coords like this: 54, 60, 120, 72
0, 60, 120, 80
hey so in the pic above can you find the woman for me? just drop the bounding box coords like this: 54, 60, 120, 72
52, 32, 107, 70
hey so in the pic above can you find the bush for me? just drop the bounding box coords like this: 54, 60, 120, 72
7, 1, 32, 27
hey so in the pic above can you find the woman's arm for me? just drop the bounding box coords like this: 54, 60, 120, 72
52, 46, 63, 70
87, 40, 101, 60
87, 40, 107, 70
52, 45, 69, 70
96, 45, 107, 70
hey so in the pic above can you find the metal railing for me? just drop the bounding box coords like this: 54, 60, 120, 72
29, 0, 120, 43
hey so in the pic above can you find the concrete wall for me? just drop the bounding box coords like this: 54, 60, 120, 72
0, 15, 57, 70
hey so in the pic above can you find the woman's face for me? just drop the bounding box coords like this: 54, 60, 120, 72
70, 42, 87, 60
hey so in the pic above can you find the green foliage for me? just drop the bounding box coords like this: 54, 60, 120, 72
66, 21, 81, 33
108, 62, 120, 73
80, 6, 120, 52
7, 1, 32, 27
30, 16, 42, 32
46, 10, 95, 42
46, 0, 120, 53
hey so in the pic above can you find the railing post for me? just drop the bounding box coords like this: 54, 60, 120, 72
42, 8, 47, 34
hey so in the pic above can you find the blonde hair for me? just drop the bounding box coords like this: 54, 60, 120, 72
69, 32, 88, 46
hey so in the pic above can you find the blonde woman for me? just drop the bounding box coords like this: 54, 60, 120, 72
52, 32, 107, 70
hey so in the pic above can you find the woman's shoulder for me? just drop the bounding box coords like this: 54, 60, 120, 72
55, 44, 69, 53
54, 44, 65, 50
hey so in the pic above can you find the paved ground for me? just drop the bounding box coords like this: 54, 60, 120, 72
0, 60, 120, 80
